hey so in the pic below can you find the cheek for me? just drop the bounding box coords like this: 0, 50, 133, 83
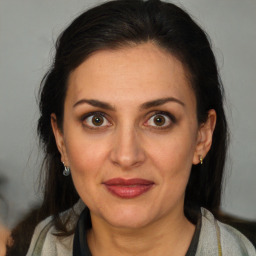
147, 130, 197, 175
64, 133, 109, 177
65, 136, 109, 206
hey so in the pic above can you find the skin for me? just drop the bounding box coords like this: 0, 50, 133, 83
52, 42, 216, 256
0, 223, 10, 256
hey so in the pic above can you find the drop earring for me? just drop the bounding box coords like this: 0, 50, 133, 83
62, 162, 71, 176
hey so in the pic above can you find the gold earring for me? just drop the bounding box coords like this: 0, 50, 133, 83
199, 155, 203, 165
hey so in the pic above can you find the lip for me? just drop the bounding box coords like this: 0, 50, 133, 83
103, 178, 154, 199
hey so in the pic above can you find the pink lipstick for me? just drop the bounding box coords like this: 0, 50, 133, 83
103, 178, 154, 199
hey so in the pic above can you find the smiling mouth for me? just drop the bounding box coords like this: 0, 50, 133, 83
103, 178, 154, 199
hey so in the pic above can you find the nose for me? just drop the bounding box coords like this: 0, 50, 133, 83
109, 125, 146, 170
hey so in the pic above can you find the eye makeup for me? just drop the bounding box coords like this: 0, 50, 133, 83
144, 111, 177, 130
80, 111, 112, 130
78, 109, 178, 132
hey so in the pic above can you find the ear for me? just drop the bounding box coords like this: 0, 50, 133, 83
51, 113, 69, 165
192, 109, 217, 165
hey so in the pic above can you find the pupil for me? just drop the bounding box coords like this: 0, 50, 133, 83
154, 115, 165, 126
92, 115, 103, 126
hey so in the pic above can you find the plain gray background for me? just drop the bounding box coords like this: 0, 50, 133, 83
0, 0, 255, 227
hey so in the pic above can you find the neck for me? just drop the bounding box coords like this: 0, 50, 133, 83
87, 209, 195, 256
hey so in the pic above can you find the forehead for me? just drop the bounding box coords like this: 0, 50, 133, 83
67, 43, 195, 108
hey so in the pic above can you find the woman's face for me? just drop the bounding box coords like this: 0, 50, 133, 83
52, 43, 215, 228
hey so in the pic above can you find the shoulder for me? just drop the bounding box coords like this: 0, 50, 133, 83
196, 208, 256, 256
26, 200, 85, 256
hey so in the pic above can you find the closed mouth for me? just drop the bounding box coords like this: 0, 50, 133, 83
103, 178, 154, 199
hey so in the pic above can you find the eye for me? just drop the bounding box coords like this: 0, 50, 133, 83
152, 115, 167, 126
145, 112, 175, 128
82, 112, 111, 128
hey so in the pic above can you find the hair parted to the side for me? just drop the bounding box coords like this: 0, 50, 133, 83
37, 0, 228, 234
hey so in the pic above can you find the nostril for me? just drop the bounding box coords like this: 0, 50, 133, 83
109, 144, 146, 169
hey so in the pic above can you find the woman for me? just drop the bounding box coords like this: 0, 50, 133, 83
8, 0, 256, 255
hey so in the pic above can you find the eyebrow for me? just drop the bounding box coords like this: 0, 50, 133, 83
139, 97, 185, 110
73, 99, 115, 110
73, 97, 184, 110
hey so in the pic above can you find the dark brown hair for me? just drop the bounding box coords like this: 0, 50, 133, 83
37, 0, 228, 233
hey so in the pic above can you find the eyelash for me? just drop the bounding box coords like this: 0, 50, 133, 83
145, 111, 176, 129
81, 111, 111, 130
80, 111, 176, 130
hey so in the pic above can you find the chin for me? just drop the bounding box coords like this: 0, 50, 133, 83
100, 205, 156, 229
